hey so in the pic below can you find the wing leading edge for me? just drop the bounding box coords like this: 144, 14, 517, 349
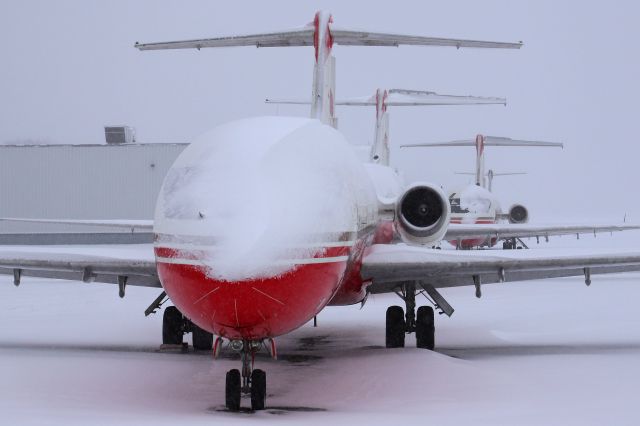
362, 244, 640, 294
0, 218, 153, 232
444, 223, 640, 242
0, 247, 160, 289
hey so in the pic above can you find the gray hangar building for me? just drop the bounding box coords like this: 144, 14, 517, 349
0, 142, 187, 244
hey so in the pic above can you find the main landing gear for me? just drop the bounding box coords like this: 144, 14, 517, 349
162, 306, 214, 351
385, 281, 454, 350
502, 237, 528, 250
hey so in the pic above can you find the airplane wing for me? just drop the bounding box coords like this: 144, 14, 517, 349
0, 245, 160, 290
362, 244, 640, 293
0, 218, 153, 232
444, 223, 640, 242
135, 27, 522, 51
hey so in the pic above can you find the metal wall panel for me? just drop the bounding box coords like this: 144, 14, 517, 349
0, 144, 187, 235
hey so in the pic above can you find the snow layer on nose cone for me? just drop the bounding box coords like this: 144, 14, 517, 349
155, 116, 366, 281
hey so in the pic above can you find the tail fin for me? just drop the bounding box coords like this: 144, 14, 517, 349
371, 89, 390, 165
135, 11, 521, 129
402, 135, 562, 189
267, 90, 505, 165
368, 90, 505, 166
310, 11, 337, 127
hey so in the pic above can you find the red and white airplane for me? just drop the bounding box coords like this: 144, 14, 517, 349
266, 88, 508, 166
403, 135, 564, 248
268, 88, 635, 251
2, 11, 640, 412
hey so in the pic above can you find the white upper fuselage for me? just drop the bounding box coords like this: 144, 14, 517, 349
154, 116, 379, 282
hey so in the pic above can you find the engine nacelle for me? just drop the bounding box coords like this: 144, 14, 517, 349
395, 182, 451, 245
508, 204, 529, 224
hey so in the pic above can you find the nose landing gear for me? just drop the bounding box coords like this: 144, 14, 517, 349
225, 340, 271, 412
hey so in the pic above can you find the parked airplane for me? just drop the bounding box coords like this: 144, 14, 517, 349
402, 135, 563, 248
268, 90, 634, 251
2, 11, 640, 413
267, 88, 507, 167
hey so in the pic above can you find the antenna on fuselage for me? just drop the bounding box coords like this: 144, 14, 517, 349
135, 11, 522, 130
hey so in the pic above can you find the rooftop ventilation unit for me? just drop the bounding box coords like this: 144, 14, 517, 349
104, 126, 136, 144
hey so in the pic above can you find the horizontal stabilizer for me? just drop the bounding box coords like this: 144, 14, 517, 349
402, 136, 563, 149
135, 26, 522, 51
267, 89, 506, 107
455, 172, 527, 176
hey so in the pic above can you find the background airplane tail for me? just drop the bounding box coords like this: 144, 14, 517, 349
371, 89, 390, 165
402, 135, 563, 188
136, 11, 521, 132
310, 11, 337, 127
455, 170, 527, 192
267, 89, 505, 166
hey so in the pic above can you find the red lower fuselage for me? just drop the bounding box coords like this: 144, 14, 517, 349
448, 217, 497, 249
152, 117, 394, 341
153, 228, 384, 340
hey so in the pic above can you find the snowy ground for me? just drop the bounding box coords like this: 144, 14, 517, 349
1, 235, 640, 425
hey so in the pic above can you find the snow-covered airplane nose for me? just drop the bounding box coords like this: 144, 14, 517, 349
152, 117, 371, 339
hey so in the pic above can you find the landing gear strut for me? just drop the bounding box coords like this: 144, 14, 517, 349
161, 306, 214, 351
226, 340, 267, 411
386, 281, 452, 350
502, 237, 529, 250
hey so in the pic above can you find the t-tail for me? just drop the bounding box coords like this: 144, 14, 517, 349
310, 11, 337, 127
135, 11, 522, 129
401, 135, 563, 189
267, 89, 506, 165
372, 89, 390, 165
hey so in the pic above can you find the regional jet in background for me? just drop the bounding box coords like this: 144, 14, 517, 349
403, 134, 563, 248
266, 88, 508, 167
2, 11, 640, 413
268, 88, 637, 250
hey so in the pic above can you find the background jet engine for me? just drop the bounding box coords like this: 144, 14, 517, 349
395, 183, 451, 245
508, 204, 529, 224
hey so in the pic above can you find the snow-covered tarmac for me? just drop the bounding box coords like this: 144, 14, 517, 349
1, 238, 640, 425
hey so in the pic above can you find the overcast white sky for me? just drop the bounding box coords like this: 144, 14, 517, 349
2, 1, 639, 222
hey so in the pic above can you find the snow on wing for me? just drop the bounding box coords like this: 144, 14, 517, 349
362, 244, 640, 292
444, 223, 640, 242
0, 217, 153, 231
0, 249, 160, 288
